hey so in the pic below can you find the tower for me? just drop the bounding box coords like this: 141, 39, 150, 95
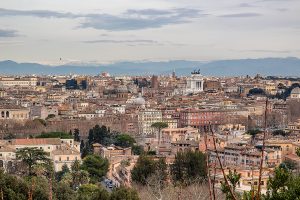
151, 75, 159, 89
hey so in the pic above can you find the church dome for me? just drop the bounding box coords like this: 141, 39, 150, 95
291, 87, 300, 94
133, 93, 145, 105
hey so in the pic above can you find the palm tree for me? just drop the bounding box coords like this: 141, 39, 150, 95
151, 122, 168, 145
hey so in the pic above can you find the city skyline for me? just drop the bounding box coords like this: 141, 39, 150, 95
0, 0, 300, 65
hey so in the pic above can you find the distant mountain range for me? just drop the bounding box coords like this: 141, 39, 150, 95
0, 57, 300, 76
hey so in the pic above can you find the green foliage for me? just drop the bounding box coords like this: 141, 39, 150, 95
276, 83, 300, 100
132, 145, 144, 155
88, 125, 111, 145
131, 155, 156, 185
146, 150, 156, 155
79, 139, 92, 159
272, 130, 287, 136
151, 122, 168, 131
36, 132, 73, 139
71, 160, 89, 189
221, 169, 241, 200
74, 128, 81, 142
81, 155, 109, 182
171, 150, 207, 185
16, 147, 50, 176
0, 169, 28, 200
280, 160, 297, 171
110, 186, 140, 200
77, 184, 109, 200
114, 134, 136, 148
131, 155, 167, 185
54, 182, 76, 200
45, 114, 56, 120
248, 88, 266, 96
246, 129, 261, 137
296, 148, 300, 157
3, 133, 16, 140
56, 164, 70, 181
30, 177, 49, 200
265, 167, 290, 199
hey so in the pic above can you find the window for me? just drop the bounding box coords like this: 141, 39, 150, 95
59, 157, 61, 161
67, 157, 69, 161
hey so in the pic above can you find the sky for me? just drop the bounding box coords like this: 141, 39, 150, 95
0, 0, 299, 65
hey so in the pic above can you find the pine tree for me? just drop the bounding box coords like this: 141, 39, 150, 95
74, 129, 80, 142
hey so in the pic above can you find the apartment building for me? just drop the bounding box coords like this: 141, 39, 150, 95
0, 138, 81, 172
0, 105, 30, 120
138, 109, 162, 135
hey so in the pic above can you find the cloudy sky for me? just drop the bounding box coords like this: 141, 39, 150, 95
0, 0, 299, 64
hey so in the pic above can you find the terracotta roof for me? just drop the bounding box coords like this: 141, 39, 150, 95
11, 138, 61, 145
0, 145, 16, 153
52, 147, 80, 155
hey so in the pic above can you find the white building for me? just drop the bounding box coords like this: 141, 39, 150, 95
290, 87, 300, 99
0, 105, 30, 120
110, 104, 126, 114
138, 109, 162, 135
0, 138, 81, 172
185, 70, 204, 94
0, 77, 38, 87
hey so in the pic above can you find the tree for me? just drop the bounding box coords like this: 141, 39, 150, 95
263, 167, 290, 199
81, 155, 109, 182
246, 129, 261, 144
81, 141, 92, 159
74, 129, 80, 142
171, 151, 207, 185
114, 134, 136, 148
77, 184, 109, 200
272, 130, 287, 136
3, 133, 16, 140
144, 158, 168, 200
56, 164, 70, 182
16, 147, 50, 176
221, 169, 241, 200
110, 186, 140, 200
131, 155, 157, 185
132, 145, 144, 155
248, 88, 266, 96
70, 160, 89, 189
280, 160, 297, 171
0, 169, 28, 200
87, 125, 111, 145
155, 158, 168, 182
151, 122, 168, 145
296, 148, 300, 158
45, 114, 56, 120
53, 182, 76, 200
